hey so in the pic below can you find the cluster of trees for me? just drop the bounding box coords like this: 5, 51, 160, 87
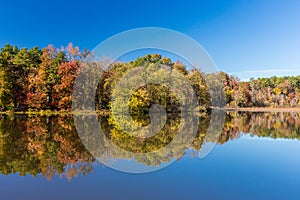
1, 43, 300, 111
222, 72, 300, 107
0, 44, 87, 111
100, 54, 211, 113
0, 44, 212, 112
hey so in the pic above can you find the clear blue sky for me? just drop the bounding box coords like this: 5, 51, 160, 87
1, 0, 300, 80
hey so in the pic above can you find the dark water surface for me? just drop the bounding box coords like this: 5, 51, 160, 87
0, 112, 299, 200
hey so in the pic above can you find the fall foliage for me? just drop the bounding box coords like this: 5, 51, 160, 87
1, 43, 300, 112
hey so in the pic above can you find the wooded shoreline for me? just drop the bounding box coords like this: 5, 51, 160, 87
1, 44, 300, 113
1, 107, 300, 115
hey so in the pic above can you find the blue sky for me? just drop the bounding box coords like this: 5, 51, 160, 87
1, 0, 300, 80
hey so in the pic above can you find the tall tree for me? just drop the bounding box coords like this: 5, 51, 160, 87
55, 61, 80, 110
0, 45, 41, 110
27, 45, 66, 110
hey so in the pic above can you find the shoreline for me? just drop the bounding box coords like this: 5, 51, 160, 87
1, 107, 300, 115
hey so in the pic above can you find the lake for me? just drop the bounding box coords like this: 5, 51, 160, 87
0, 112, 300, 200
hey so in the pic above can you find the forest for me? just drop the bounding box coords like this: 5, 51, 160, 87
1, 43, 300, 112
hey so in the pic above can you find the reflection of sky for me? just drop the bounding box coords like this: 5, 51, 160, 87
1, 135, 300, 200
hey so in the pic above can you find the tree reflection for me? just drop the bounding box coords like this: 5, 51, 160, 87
0, 115, 95, 181
220, 112, 300, 143
0, 112, 300, 180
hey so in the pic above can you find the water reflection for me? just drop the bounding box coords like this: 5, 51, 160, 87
0, 115, 95, 181
220, 112, 300, 143
0, 112, 299, 180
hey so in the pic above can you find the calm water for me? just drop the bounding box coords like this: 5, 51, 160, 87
0, 112, 300, 200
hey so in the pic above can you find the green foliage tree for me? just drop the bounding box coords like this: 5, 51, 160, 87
0, 45, 41, 110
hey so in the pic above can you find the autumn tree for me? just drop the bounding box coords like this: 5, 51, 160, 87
55, 61, 80, 110
0, 45, 41, 110
27, 45, 66, 110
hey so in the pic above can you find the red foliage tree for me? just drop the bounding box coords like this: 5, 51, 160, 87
55, 61, 80, 110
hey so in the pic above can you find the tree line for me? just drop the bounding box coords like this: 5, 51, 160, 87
1, 43, 300, 111
0, 43, 87, 111
222, 72, 300, 107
